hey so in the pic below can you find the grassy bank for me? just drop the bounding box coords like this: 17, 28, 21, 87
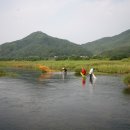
124, 73, 130, 86
0, 58, 130, 79
0, 59, 130, 73
0, 70, 6, 77
0, 69, 17, 77
124, 73, 130, 88
123, 73, 130, 94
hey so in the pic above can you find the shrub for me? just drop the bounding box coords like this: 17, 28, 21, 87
124, 73, 130, 86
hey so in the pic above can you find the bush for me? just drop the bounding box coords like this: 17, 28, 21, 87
123, 87, 130, 94
124, 73, 130, 86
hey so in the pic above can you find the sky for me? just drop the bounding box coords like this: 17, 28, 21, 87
0, 0, 130, 45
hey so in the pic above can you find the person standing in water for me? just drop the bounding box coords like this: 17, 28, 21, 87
81, 67, 87, 76
62, 67, 67, 79
80, 67, 87, 87
62, 67, 67, 73
89, 68, 94, 84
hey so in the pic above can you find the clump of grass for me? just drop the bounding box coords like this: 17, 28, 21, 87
123, 87, 130, 94
7, 72, 19, 77
123, 73, 130, 95
0, 70, 6, 77
0, 69, 18, 77
124, 73, 130, 86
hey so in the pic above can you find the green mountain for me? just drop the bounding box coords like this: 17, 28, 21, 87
0, 31, 91, 59
0, 29, 130, 60
82, 29, 130, 57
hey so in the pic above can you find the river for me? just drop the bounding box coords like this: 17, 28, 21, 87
0, 69, 130, 130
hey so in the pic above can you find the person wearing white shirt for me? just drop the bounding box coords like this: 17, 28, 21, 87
89, 68, 94, 83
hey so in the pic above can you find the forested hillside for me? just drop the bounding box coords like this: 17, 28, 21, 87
82, 29, 130, 58
0, 29, 130, 60
0, 31, 91, 60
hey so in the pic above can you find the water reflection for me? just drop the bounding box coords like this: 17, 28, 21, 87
38, 72, 53, 81
81, 75, 97, 90
62, 71, 67, 80
82, 76, 86, 88
89, 74, 97, 86
38, 71, 68, 83
88, 79, 96, 94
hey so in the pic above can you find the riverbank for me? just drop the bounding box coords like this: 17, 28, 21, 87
0, 59, 130, 86
0, 58, 130, 72
124, 73, 130, 86
123, 74, 130, 94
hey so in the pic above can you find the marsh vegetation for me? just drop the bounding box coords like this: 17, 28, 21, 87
0, 58, 130, 86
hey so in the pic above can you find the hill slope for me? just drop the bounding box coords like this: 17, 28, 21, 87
82, 29, 130, 57
0, 31, 91, 59
0, 29, 130, 59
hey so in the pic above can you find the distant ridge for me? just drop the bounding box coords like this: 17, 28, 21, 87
82, 29, 130, 58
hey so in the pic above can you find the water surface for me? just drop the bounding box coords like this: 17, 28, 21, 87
0, 70, 130, 130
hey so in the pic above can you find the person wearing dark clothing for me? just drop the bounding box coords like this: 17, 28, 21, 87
62, 67, 67, 73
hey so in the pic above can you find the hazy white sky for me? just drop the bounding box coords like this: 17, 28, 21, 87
0, 0, 130, 44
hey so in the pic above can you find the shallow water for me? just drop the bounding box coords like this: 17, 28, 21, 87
0, 70, 130, 130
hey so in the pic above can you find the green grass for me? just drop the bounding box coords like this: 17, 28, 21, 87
0, 59, 130, 88
0, 70, 6, 77
123, 87, 130, 94
124, 73, 130, 86
0, 69, 18, 77
0, 58, 130, 76
0, 59, 130, 73
123, 73, 130, 95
